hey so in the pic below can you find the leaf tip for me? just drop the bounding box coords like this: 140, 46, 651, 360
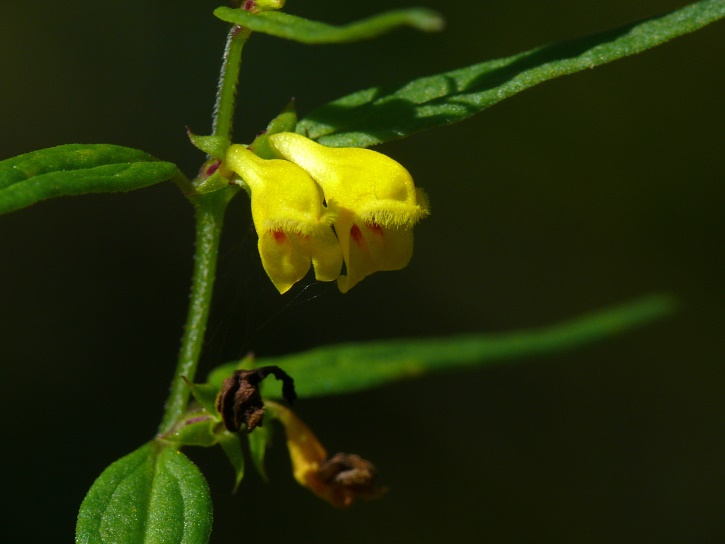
410, 9, 445, 33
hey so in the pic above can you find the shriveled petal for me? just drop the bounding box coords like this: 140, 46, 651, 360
269, 402, 385, 509
268, 402, 327, 490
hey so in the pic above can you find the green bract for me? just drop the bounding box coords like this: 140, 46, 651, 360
218, 432, 246, 492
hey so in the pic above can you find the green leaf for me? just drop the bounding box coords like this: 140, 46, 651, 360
236, 295, 674, 398
76, 442, 212, 544
186, 381, 221, 416
0, 144, 180, 215
297, 0, 725, 147
250, 100, 298, 160
187, 132, 229, 160
218, 432, 246, 492
213, 7, 443, 44
247, 425, 271, 482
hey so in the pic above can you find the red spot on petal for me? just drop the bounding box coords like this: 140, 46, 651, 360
350, 224, 364, 246
272, 230, 287, 244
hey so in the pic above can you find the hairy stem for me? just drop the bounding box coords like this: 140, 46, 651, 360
158, 193, 229, 434
159, 18, 250, 433
212, 25, 252, 141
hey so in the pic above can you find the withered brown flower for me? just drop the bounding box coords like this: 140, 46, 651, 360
269, 401, 386, 508
215, 366, 296, 432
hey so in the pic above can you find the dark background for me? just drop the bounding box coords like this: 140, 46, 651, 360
1, 1, 723, 542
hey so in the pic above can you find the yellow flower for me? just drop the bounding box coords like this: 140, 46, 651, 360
268, 402, 385, 508
268, 132, 429, 293
224, 145, 342, 294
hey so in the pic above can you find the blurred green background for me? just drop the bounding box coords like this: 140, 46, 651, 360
1, 1, 723, 542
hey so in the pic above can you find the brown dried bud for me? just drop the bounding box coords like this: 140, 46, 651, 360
215, 366, 296, 432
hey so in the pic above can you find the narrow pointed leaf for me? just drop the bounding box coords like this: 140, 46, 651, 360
221, 295, 673, 398
0, 144, 180, 215
76, 442, 212, 544
248, 426, 271, 482
186, 381, 221, 416
213, 7, 443, 44
297, 0, 725, 147
218, 432, 246, 492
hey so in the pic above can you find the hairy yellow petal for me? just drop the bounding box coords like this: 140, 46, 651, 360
269, 133, 427, 292
224, 144, 343, 293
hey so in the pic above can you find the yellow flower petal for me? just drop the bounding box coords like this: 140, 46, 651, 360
268, 402, 327, 490
335, 212, 414, 293
268, 133, 428, 228
268, 133, 428, 292
295, 229, 344, 283
224, 145, 343, 293
257, 230, 311, 294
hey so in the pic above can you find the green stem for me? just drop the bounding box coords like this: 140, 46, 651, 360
158, 193, 229, 434
212, 25, 252, 141
159, 20, 250, 434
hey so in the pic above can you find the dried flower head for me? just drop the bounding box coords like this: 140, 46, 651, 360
269, 401, 386, 508
216, 366, 296, 432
